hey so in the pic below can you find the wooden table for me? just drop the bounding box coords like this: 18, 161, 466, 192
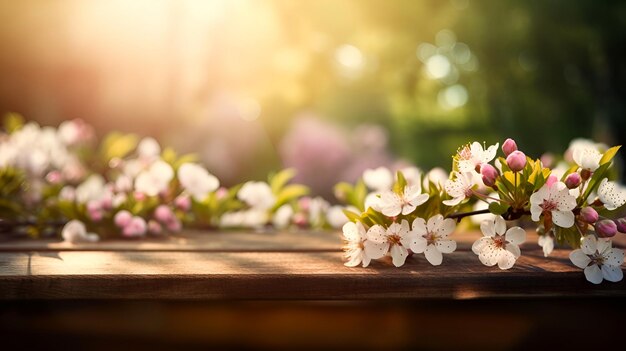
1, 230, 625, 349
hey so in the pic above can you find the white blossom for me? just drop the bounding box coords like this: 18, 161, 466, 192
472, 216, 526, 270
410, 214, 457, 266
134, 160, 174, 196
443, 172, 475, 206
364, 220, 420, 267
326, 205, 355, 228
362, 167, 393, 191
62, 220, 99, 243
572, 145, 602, 171
137, 137, 161, 160
570, 235, 624, 284
400, 166, 422, 187
530, 182, 576, 228
177, 163, 219, 201
342, 221, 370, 267
538, 234, 554, 257
379, 185, 429, 217
597, 178, 626, 211
456, 142, 499, 173
308, 197, 330, 227
238, 181, 276, 210
272, 204, 294, 229
75, 174, 106, 203
364, 192, 383, 212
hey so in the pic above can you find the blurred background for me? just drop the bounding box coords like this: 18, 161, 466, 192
1, 0, 625, 197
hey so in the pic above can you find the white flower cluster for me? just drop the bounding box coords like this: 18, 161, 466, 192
341, 138, 625, 285
0, 120, 89, 203
220, 180, 350, 230
343, 214, 457, 267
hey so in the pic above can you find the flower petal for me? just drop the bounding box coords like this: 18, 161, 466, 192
364, 241, 389, 260
552, 210, 574, 228
480, 218, 496, 237
410, 236, 428, 254
410, 217, 427, 236
471, 237, 490, 254
380, 192, 402, 217
569, 249, 591, 269
390, 244, 408, 267
596, 238, 611, 255
436, 239, 457, 254
427, 214, 444, 232
344, 248, 362, 267
442, 196, 463, 206
604, 248, 624, 267
584, 264, 603, 284
366, 225, 387, 243
494, 216, 507, 235
601, 265, 623, 282
505, 243, 521, 258
425, 244, 443, 266
342, 222, 359, 242
361, 255, 371, 268
505, 226, 526, 245
478, 243, 499, 267
581, 235, 597, 255
497, 249, 517, 270
435, 218, 456, 238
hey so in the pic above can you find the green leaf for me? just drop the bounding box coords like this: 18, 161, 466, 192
352, 180, 367, 212
342, 209, 361, 223
100, 132, 139, 161
273, 184, 309, 210
161, 147, 178, 165
270, 168, 296, 194
3, 112, 24, 133
174, 153, 198, 169
579, 162, 611, 206
393, 171, 408, 195
488, 202, 509, 215
599, 145, 621, 166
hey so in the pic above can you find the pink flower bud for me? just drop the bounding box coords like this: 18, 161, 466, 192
133, 192, 146, 202
174, 195, 191, 212
298, 197, 311, 211
114, 210, 133, 228
148, 220, 162, 235
166, 217, 182, 232
86, 200, 101, 213
45, 171, 63, 184
293, 212, 308, 227
564, 172, 582, 189
506, 151, 526, 172
502, 138, 518, 157
88, 209, 103, 222
480, 164, 498, 187
154, 205, 174, 223
215, 187, 228, 200
595, 219, 617, 238
615, 218, 626, 234
122, 216, 147, 238
580, 207, 599, 224
545, 175, 558, 188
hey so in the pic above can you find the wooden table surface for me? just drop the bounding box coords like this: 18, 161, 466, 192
1, 229, 625, 300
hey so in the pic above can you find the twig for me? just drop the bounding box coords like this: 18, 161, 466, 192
446, 209, 490, 220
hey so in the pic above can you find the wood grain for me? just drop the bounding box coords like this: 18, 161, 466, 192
1, 248, 624, 299
0, 230, 624, 300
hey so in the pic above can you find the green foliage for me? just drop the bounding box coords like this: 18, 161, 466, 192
3, 112, 24, 133
269, 168, 296, 194
392, 171, 408, 195
99, 132, 139, 162
273, 184, 309, 211
334, 180, 367, 212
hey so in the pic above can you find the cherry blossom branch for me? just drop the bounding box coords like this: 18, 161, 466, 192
446, 209, 490, 221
